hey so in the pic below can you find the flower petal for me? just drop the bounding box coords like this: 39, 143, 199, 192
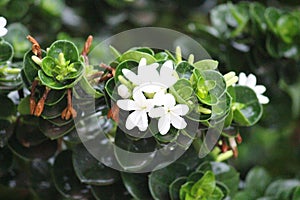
246, 73, 257, 88
149, 107, 166, 118
163, 93, 176, 108
117, 84, 130, 99
171, 104, 189, 116
257, 94, 269, 104
170, 114, 187, 130
132, 89, 146, 102
0, 17, 7, 27
126, 110, 142, 130
153, 89, 166, 106
137, 111, 148, 131
138, 57, 147, 67
122, 69, 141, 85
117, 99, 138, 111
254, 85, 266, 94
238, 72, 247, 85
0, 28, 8, 37
158, 114, 171, 135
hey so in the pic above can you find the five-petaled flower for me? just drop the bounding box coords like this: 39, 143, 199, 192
149, 93, 189, 135
117, 89, 154, 131
0, 16, 8, 37
237, 72, 269, 104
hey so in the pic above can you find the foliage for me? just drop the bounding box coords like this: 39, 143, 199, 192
0, 0, 300, 200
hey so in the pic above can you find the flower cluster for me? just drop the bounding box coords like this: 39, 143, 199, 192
116, 58, 189, 135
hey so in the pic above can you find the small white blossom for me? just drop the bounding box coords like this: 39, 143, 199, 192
122, 58, 178, 93
149, 93, 189, 135
0, 16, 8, 37
117, 84, 131, 99
117, 90, 154, 131
237, 72, 269, 104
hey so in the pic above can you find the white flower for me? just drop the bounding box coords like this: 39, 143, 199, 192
117, 90, 154, 131
122, 58, 178, 93
149, 93, 189, 135
237, 72, 269, 104
0, 16, 8, 37
117, 84, 131, 99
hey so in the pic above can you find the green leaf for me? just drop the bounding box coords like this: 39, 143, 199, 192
208, 186, 224, 200
265, 179, 300, 199
175, 61, 194, 79
38, 70, 80, 90
245, 167, 272, 197
0, 95, 16, 119
114, 60, 139, 83
131, 47, 155, 55
190, 171, 216, 198
29, 159, 60, 200
78, 76, 103, 98
39, 118, 74, 139
154, 52, 169, 62
119, 50, 156, 64
52, 150, 93, 199
15, 116, 47, 146
293, 187, 300, 200
44, 89, 66, 106
72, 144, 120, 186
210, 162, 240, 196
17, 96, 31, 115
4, 23, 30, 58
22, 50, 46, 84
169, 177, 187, 200
8, 132, 57, 160
41, 56, 56, 77
194, 59, 218, 71
47, 40, 79, 63
0, 147, 13, 176
276, 14, 300, 44
250, 2, 267, 32
264, 7, 281, 34
180, 182, 194, 200
229, 85, 263, 126
279, 79, 300, 118
149, 163, 189, 200
41, 97, 67, 119
91, 181, 132, 200
121, 172, 152, 200
114, 127, 156, 172
0, 40, 13, 63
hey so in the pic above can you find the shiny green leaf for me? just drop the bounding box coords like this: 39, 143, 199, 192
229, 86, 263, 126
47, 40, 79, 63
52, 150, 93, 199
72, 144, 120, 186
121, 172, 152, 200
0, 40, 13, 63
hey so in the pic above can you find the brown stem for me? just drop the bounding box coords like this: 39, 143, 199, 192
27, 35, 42, 59
87, 71, 104, 81
107, 103, 119, 123
30, 80, 39, 115
81, 35, 93, 65
100, 63, 115, 76
61, 89, 77, 120
34, 87, 51, 116
98, 73, 112, 83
